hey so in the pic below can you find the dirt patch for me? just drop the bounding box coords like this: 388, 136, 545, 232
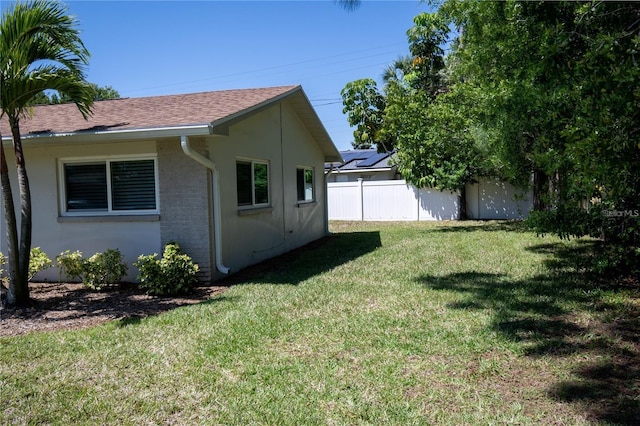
0, 282, 228, 337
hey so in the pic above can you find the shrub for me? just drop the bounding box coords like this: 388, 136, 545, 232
83, 249, 128, 291
135, 243, 199, 296
28, 247, 53, 281
56, 249, 127, 291
56, 250, 85, 282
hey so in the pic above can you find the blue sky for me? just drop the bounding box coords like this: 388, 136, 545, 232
54, 1, 431, 151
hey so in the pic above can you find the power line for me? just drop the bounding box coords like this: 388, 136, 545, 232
124, 43, 408, 96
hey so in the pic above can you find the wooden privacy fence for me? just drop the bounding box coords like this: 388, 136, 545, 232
327, 179, 532, 221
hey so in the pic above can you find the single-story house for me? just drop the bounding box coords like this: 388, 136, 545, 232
0, 85, 342, 282
325, 149, 397, 182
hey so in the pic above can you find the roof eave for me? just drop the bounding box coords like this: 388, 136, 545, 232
1, 124, 213, 145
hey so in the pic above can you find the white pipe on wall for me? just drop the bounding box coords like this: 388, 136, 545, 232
180, 135, 230, 275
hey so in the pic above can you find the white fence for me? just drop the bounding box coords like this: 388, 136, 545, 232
466, 178, 533, 220
327, 179, 532, 221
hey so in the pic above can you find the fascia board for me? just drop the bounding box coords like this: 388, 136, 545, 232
1, 124, 212, 146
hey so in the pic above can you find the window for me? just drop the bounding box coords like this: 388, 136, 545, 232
296, 167, 314, 202
236, 160, 269, 207
61, 157, 157, 214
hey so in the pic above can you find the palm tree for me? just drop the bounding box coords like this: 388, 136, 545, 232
1, 0, 94, 306
382, 56, 413, 88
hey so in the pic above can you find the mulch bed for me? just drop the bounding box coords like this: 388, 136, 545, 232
0, 282, 228, 337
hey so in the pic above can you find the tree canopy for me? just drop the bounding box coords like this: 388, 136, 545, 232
440, 0, 640, 246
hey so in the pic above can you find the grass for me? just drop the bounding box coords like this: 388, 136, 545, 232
1, 221, 639, 425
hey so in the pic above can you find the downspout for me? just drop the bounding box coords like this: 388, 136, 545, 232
180, 135, 230, 275
324, 164, 335, 235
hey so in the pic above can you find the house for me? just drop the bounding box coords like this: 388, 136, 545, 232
325, 149, 397, 182
0, 85, 342, 282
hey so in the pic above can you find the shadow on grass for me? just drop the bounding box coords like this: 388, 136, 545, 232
417, 247, 640, 424
115, 294, 238, 328
425, 220, 529, 234
219, 231, 382, 286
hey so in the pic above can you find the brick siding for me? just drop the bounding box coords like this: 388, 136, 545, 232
157, 138, 212, 280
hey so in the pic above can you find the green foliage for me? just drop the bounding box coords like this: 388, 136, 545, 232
134, 243, 199, 296
56, 249, 127, 291
394, 85, 484, 192
56, 250, 85, 282
27, 247, 52, 281
29, 83, 120, 106
405, 12, 450, 96
83, 249, 128, 291
340, 78, 391, 151
438, 0, 640, 245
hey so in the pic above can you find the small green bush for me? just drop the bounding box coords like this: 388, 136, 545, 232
135, 243, 199, 296
83, 249, 128, 291
56, 249, 127, 291
56, 250, 85, 282
28, 247, 53, 281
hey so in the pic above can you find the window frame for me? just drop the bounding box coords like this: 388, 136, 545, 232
296, 166, 315, 203
236, 158, 270, 208
58, 154, 159, 217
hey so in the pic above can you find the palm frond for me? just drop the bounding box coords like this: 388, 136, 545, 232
1, 0, 93, 120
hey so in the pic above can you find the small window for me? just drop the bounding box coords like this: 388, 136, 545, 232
62, 157, 158, 214
237, 160, 270, 207
296, 167, 314, 202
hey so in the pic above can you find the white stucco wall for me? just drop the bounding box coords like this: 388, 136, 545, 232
209, 101, 327, 276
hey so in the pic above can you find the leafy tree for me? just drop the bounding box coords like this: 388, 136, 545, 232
381, 55, 413, 87
341, 56, 413, 153
386, 12, 487, 219
441, 0, 640, 244
392, 83, 485, 219
30, 83, 119, 105
430, 0, 640, 274
340, 78, 392, 152
404, 11, 449, 97
0, 0, 94, 306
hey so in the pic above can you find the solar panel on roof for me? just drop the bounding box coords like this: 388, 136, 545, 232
340, 152, 361, 162
357, 152, 390, 167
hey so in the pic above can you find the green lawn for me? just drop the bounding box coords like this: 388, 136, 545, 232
1, 221, 638, 425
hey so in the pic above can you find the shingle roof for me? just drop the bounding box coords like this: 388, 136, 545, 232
1, 85, 298, 135
0, 85, 342, 162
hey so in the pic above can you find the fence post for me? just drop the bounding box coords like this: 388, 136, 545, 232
358, 178, 364, 221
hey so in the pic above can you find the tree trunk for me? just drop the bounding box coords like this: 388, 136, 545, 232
9, 119, 32, 306
532, 168, 548, 211
459, 185, 468, 220
0, 134, 24, 306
